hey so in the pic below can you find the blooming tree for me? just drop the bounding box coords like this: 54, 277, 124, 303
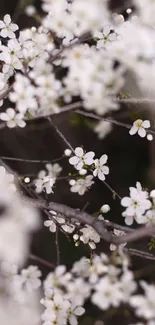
1, 0, 155, 325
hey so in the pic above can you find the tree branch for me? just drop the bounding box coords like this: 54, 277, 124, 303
30, 198, 155, 245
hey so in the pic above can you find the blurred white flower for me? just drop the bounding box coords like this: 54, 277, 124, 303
0, 108, 26, 128
70, 175, 94, 195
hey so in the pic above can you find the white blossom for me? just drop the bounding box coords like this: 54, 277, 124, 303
80, 225, 101, 249
129, 119, 150, 138
44, 210, 75, 233
17, 265, 42, 292
70, 175, 94, 195
69, 147, 95, 170
93, 154, 109, 181
92, 276, 123, 310
130, 281, 155, 319
0, 14, 18, 39
121, 182, 151, 225
0, 108, 26, 128
46, 163, 62, 178
35, 170, 56, 194
95, 120, 112, 140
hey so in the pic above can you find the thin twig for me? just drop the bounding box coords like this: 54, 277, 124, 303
103, 180, 122, 200
30, 254, 55, 269
47, 117, 74, 152
0, 156, 63, 164
55, 227, 60, 265
32, 101, 82, 121
48, 33, 91, 63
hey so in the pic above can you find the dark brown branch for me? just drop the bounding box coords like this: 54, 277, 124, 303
30, 199, 155, 245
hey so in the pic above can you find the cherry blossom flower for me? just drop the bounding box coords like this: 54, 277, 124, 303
95, 120, 112, 139
68, 303, 85, 325
92, 276, 123, 310
67, 278, 90, 305
18, 265, 42, 292
69, 147, 95, 170
35, 170, 56, 194
0, 14, 18, 39
119, 271, 137, 302
79, 225, 101, 249
44, 265, 72, 291
130, 281, 155, 320
44, 210, 75, 233
0, 39, 23, 73
121, 182, 151, 225
70, 175, 94, 195
46, 163, 62, 178
9, 74, 38, 114
94, 25, 117, 49
129, 119, 150, 138
93, 154, 109, 181
0, 108, 26, 128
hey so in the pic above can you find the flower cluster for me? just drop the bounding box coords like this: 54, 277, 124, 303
0, 261, 42, 325
35, 163, 62, 194
69, 147, 109, 195
44, 210, 76, 234
41, 251, 137, 325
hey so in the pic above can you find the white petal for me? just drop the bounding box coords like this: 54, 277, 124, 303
7, 120, 16, 128
75, 147, 83, 157
121, 197, 131, 207
4, 14, 11, 25
129, 126, 137, 135
69, 314, 77, 325
74, 306, 85, 316
0, 21, 5, 28
125, 215, 133, 225
102, 166, 109, 175
138, 127, 146, 138
76, 161, 83, 170
0, 29, 8, 38
100, 154, 108, 165
11, 23, 18, 32
0, 113, 9, 121
93, 169, 98, 177
69, 156, 79, 166
17, 120, 26, 128
6, 108, 15, 118
142, 120, 150, 128
103, 25, 111, 36
98, 171, 105, 181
